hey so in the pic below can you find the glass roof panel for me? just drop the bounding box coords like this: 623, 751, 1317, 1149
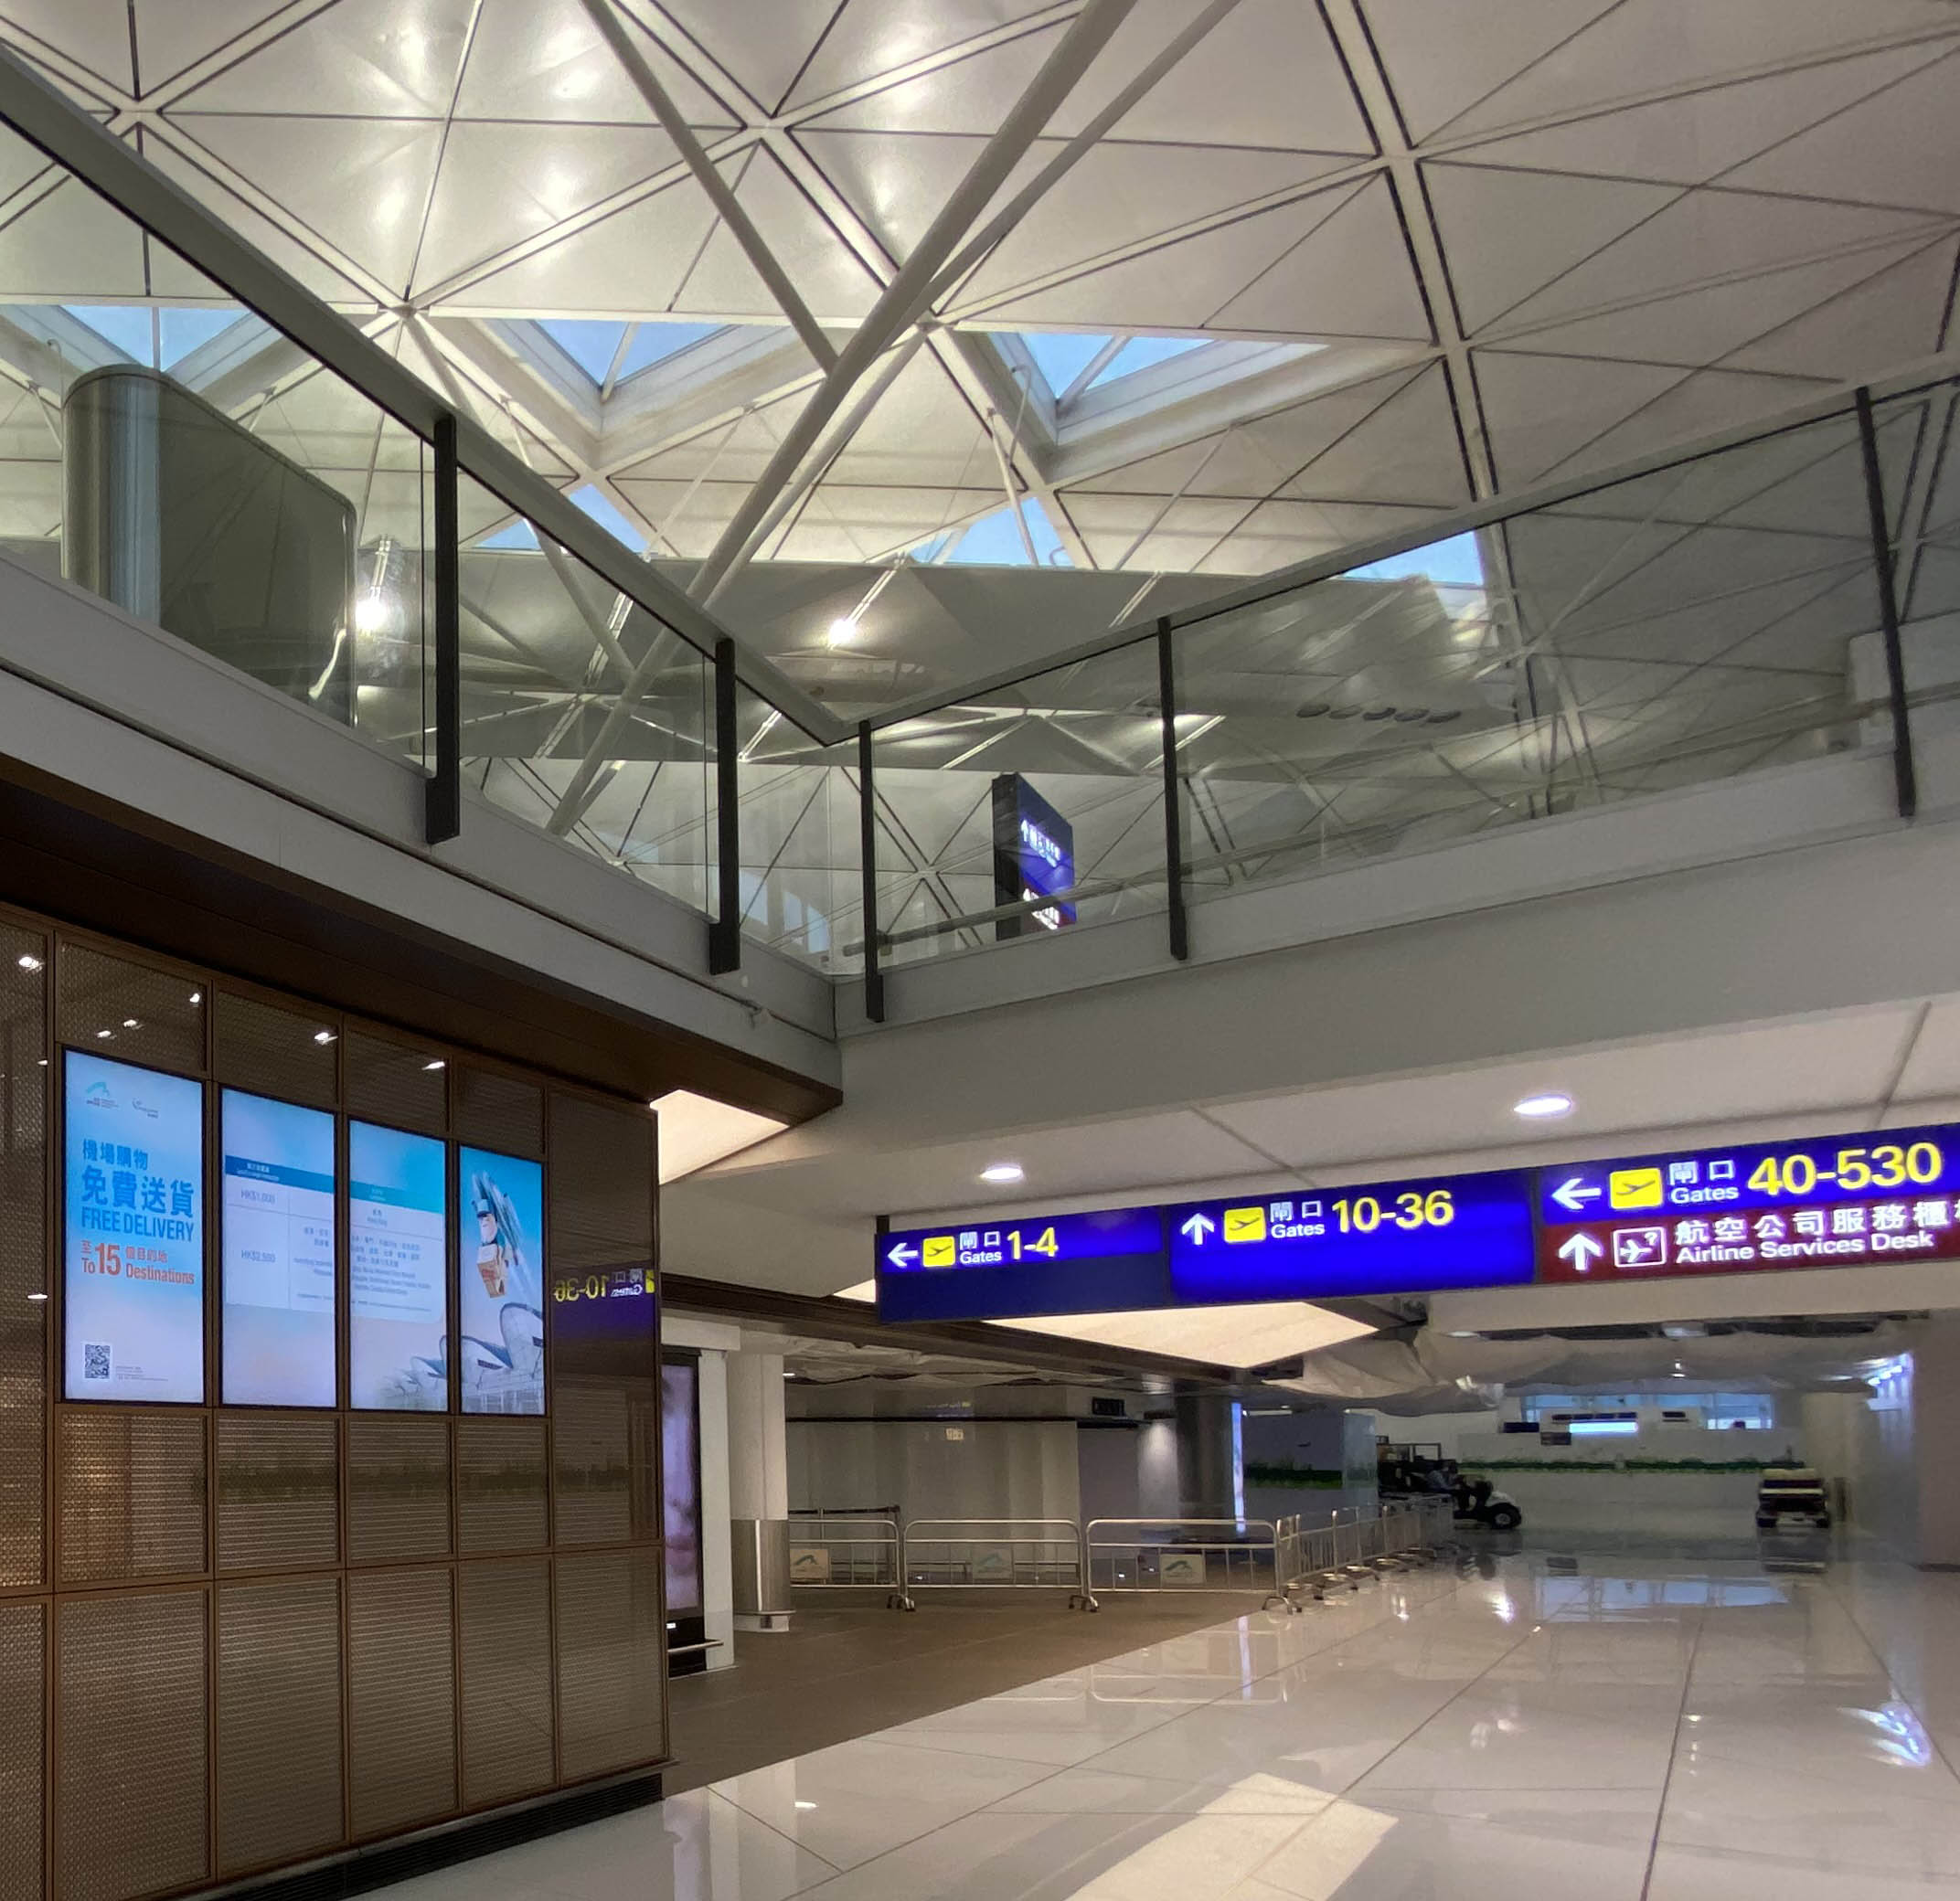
570, 482, 647, 553
538, 318, 629, 384
616, 321, 724, 382
62, 303, 154, 362
158, 308, 247, 366
1017, 332, 1112, 398
943, 498, 1071, 568
1088, 335, 1211, 389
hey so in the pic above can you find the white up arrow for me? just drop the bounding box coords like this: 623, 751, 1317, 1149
1558, 1232, 1603, 1274
886, 1241, 919, 1268
1551, 1176, 1603, 1215
1180, 1213, 1217, 1246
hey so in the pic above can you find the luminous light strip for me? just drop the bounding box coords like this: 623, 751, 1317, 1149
650, 1089, 786, 1183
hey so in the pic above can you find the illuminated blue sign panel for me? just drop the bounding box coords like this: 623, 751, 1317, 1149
877, 1119, 1960, 1326
879, 1207, 1166, 1322
992, 774, 1075, 939
1168, 1170, 1536, 1304
64, 1055, 205, 1402
221, 1089, 337, 1407
459, 1145, 545, 1415
1538, 1122, 1960, 1282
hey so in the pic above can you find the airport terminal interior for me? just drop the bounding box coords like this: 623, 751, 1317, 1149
3, 1, 1960, 1897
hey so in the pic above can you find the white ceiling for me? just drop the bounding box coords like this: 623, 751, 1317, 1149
3, 0, 1956, 589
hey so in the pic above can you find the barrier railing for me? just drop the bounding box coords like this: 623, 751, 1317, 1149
786, 1513, 900, 1588
1273, 1498, 1459, 1605
889, 1518, 1087, 1610
1081, 1517, 1285, 1610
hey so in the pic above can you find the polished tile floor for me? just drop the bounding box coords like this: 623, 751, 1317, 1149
388, 1541, 1960, 1899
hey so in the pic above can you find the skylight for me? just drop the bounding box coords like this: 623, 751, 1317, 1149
1349, 531, 1485, 592
538, 317, 725, 391
59, 303, 247, 369
1015, 330, 1216, 408
917, 498, 1071, 568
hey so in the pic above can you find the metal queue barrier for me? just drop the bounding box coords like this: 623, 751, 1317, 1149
815, 1500, 1465, 1613
785, 1512, 902, 1589
888, 1519, 1088, 1611
1080, 1517, 1288, 1612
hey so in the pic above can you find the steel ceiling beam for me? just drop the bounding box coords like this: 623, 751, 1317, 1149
576, 0, 839, 375
541, 0, 1142, 833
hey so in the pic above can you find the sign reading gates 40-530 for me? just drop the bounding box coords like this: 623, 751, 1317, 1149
877, 1119, 1960, 1323
1537, 1123, 1960, 1282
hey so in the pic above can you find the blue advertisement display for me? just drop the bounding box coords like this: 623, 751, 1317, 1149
458, 1146, 545, 1415
349, 1121, 449, 1410
880, 1207, 1166, 1322
1168, 1171, 1537, 1304
64, 1054, 205, 1403
221, 1090, 337, 1407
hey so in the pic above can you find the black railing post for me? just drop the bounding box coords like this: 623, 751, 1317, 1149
859, 720, 885, 1023
708, 637, 742, 973
1157, 617, 1189, 961
1854, 386, 1917, 821
425, 411, 461, 844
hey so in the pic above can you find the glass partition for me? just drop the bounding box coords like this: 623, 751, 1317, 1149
731, 683, 862, 972
1172, 407, 1915, 899
455, 474, 713, 914
0, 120, 433, 766
868, 634, 1168, 967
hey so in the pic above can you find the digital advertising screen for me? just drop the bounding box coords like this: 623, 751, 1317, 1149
662, 1355, 702, 1614
349, 1120, 448, 1410
458, 1145, 545, 1416
64, 1053, 206, 1403
221, 1090, 337, 1407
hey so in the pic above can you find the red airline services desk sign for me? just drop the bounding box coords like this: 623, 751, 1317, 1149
1537, 1125, 1960, 1282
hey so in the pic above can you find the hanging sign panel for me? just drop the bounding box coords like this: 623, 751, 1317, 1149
876, 1119, 1960, 1323
1537, 1123, 1960, 1282
64, 1053, 206, 1403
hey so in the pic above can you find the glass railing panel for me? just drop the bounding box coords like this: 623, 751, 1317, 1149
0, 119, 434, 769
1870, 381, 1960, 754
456, 474, 712, 913
868, 634, 1167, 968
1175, 407, 1908, 900
731, 684, 861, 972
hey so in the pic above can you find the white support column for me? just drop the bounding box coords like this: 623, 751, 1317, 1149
695, 1349, 736, 1670
727, 1343, 792, 1628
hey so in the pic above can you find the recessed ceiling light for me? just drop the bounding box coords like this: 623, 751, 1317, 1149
94, 1029, 112, 1040
27, 1291, 47, 1302
979, 1162, 1024, 1184
422, 1059, 445, 1071
314, 1029, 336, 1044
1513, 1092, 1573, 1120
188, 992, 201, 1004
122, 1018, 141, 1029
16, 953, 41, 972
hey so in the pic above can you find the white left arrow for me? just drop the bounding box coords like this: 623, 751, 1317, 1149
1551, 1176, 1602, 1215
1558, 1233, 1603, 1274
887, 1242, 919, 1268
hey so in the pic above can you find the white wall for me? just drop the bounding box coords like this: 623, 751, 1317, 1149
787, 1418, 1082, 1527
1076, 1425, 1145, 1525
666, 1314, 741, 1673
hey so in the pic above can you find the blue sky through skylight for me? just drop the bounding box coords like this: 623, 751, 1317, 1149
1348, 531, 1485, 590
539, 318, 725, 388
1019, 332, 1111, 396
616, 321, 721, 379
939, 498, 1071, 568
61, 303, 247, 369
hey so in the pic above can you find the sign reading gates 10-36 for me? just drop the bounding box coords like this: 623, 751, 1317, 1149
878, 1119, 1960, 1323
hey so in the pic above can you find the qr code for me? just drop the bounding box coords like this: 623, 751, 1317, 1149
82, 1343, 111, 1383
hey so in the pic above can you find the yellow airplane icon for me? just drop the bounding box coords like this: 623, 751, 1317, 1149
1223, 1205, 1267, 1244
921, 1235, 957, 1267
1608, 1168, 1664, 1211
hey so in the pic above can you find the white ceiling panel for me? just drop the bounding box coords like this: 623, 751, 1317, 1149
173, 0, 475, 116
133, 0, 295, 96
649, 0, 842, 116
411, 120, 681, 294
783, 0, 1056, 116
453, 0, 735, 125
805, 18, 1062, 135
1199, 1013, 1923, 1173
172, 112, 447, 294
0, 0, 134, 91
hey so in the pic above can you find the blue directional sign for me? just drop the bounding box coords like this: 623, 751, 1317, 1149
879, 1206, 1167, 1322
1168, 1169, 1536, 1305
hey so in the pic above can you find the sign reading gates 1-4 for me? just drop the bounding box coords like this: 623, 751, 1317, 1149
992, 773, 1075, 940
1538, 1123, 1960, 1282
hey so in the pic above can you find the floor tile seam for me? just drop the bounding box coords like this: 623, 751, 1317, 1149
697, 1785, 849, 1879
1637, 1603, 1709, 1901
1238, 1588, 1551, 1874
